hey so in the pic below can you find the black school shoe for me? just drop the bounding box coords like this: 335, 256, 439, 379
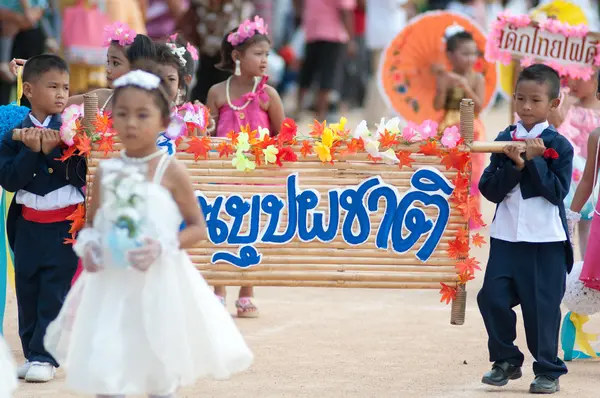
481, 361, 523, 386
529, 375, 560, 394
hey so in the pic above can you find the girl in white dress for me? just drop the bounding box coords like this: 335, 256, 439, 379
44, 62, 254, 397
0, 335, 17, 398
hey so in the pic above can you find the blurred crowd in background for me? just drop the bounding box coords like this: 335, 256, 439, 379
0, 0, 599, 122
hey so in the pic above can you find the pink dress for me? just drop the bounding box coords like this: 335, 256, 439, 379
216, 76, 271, 137
581, 200, 600, 290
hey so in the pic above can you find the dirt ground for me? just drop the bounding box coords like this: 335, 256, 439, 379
5, 103, 600, 397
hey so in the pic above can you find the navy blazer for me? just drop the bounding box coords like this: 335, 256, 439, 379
478, 125, 574, 272
0, 113, 87, 250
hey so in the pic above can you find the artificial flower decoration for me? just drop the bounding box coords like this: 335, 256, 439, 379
232, 151, 256, 171
315, 142, 332, 162
263, 145, 279, 164
236, 132, 251, 152
186, 43, 199, 61
543, 148, 559, 159
227, 16, 269, 46
103, 22, 136, 47
441, 126, 461, 148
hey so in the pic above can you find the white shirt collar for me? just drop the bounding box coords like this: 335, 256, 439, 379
29, 114, 52, 128
514, 120, 549, 140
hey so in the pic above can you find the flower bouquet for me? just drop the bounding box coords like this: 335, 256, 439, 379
102, 164, 147, 268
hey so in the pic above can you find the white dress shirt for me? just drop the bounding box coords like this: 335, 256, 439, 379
489, 121, 567, 243
15, 114, 84, 211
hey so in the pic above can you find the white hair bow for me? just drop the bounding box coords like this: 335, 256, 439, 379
443, 23, 466, 41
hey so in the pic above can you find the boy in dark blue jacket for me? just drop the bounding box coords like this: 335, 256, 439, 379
477, 64, 573, 394
0, 54, 86, 383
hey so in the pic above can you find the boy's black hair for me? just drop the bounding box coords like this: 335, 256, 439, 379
111, 34, 157, 63
446, 31, 474, 52
22, 54, 69, 83
216, 28, 270, 72
516, 64, 561, 99
155, 43, 186, 89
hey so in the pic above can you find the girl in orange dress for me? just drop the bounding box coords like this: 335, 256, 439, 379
434, 25, 485, 228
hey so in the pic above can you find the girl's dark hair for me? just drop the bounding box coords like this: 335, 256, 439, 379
215, 28, 270, 72
155, 43, 186, 90
446, 31, 475, 52
111, 34, 157, 63
113, 59, 172, 122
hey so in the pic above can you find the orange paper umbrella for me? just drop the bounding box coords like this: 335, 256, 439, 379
379, 11, 498, 124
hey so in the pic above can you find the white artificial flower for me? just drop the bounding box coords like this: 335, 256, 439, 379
353, 120, 371, 139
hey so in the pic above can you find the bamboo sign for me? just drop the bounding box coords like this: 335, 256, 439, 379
84, 99, 498, 324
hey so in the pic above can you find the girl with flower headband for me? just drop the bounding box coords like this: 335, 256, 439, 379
206, 16, 285, 317
433, 24, 485, 229
167, 33, 200, 105
44, 61, 254, 397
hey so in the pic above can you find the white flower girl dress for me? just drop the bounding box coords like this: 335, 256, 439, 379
44, 152, 253, 395
0, 335, 17, 398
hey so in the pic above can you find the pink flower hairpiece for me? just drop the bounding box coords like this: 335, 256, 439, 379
186, 43, 199, 61
103, 22, 136, 47
227, 16, 268, 46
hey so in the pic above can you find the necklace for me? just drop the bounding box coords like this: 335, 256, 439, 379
226, 76, 259, 112
120, 149, 163, 164
101, 93, 114, 116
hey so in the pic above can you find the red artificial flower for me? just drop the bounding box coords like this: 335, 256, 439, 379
543, 148, 559, 160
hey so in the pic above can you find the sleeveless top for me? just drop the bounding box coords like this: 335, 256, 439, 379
216, 76, 271, 137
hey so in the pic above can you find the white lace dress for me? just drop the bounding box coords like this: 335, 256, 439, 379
0, 336, 17, 398
44, 154, 253, 395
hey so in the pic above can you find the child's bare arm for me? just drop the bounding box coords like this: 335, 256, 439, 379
570, 128, 600, 213
266, 85, 284, 136
85, 167, 101, 228
469, 73, 485, 114
168, 160, 207, 248
206, 85, 220, 135
433, 74, 449, 111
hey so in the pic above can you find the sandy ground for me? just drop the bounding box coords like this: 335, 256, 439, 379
5, 103, 600, 397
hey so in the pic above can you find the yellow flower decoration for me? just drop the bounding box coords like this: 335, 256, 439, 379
321, 127, 338, 148
232, 152, 256, 171
330, 116, 347, 133
315, 142, 332, 162
263, 144, 279, 164
236, 132, 250, 152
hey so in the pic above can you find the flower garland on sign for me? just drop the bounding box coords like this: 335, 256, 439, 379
59, 104, 115, 160
485, 12, 596, 80
71, 115, 483, 304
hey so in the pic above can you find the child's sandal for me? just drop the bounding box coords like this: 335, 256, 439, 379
235, 297, 259, 318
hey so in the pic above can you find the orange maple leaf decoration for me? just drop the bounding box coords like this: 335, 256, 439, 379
458, 271, 475, 285
251, 147, 263, 166
185, 136, 212, 160
450, 172, 470, 204
344, 137, 365, 154
440, 283, 457, 304
300, 140, 313, 158
441, 148, 470, 172
227, 131, 239, 145
458, 198, 486, 228
217, 141, 234, 158
446, 236, 469, 259
455, 227, 469, 245
471, 233, 487, 248
378, 129, 399, 149
97, 134, 115, 157
328, 140, 343, 164
56, 145, 78, 162
456, 257, 482, 275
64, 237, 77, 246
93, 112, 112, 134
75, 135, 92, 157
310, 120, 326, 137
367, 154, 382, 163
395, 150, 414, 169
419, 140, 442, 157
66, 203, 86, 238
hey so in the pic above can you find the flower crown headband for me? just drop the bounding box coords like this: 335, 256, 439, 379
113, 70, 186, 139
104, 22, 136, 47
166, 43, 188, 66
227, 16, 268, 46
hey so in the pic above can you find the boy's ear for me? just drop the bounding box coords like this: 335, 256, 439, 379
22, 82, 33, 99
550, 97, 561, 109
